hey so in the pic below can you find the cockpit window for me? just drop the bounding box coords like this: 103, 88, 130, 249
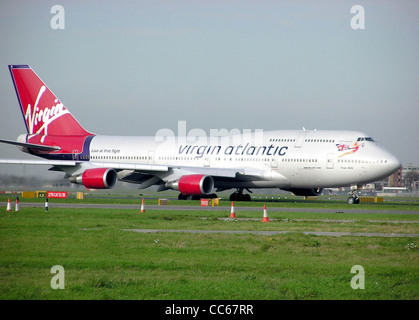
357, 137, 375, 142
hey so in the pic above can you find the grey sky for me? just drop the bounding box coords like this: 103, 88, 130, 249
0, 0, 418, 177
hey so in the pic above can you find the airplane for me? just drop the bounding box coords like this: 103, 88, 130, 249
0, 65, 401, 204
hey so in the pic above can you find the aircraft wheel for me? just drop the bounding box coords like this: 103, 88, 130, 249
229, 192, 251, 201
347, 196, 360, 204
347, 196, 355, 205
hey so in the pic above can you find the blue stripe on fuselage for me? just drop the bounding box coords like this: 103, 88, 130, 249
32, 135, 95, 161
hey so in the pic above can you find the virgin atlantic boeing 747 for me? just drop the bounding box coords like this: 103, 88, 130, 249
0, 65, 401, 204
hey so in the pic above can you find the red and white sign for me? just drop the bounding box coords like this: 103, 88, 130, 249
47, 191, 68, 199
200, 199, 210, 206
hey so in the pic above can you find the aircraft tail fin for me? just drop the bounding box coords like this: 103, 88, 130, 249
9, 65, 91, 136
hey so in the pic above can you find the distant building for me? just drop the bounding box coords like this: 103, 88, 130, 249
402, 164, 419, 192
402, 164, 419, 180
388, 167, 403, 187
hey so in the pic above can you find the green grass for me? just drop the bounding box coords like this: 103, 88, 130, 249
0, 200, 418, 300
2, 192, 419, 210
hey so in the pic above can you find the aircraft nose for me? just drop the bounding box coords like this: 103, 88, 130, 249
386, 153, 402, 175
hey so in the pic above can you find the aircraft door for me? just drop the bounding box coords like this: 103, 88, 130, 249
271, 156, 278, 169
148, 151, 154, 164
327, 153, 334, 169
204, 157, 210, 167
295, 131, 307, 148
72, 150, 79, 161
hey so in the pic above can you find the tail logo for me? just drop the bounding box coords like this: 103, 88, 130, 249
25, 85, 69, 136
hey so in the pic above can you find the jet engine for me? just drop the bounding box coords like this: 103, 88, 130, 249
166, 174, 214, 195
70, 168, 118, 189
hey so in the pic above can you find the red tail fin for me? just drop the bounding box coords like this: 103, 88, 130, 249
9, 65, 90, 136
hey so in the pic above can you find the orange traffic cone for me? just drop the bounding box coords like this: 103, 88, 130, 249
140, 198, 145, 213
230, 202, 236, 218
15, 197, 19, 212
261, 204, 270, 222
6, 198, 12, 212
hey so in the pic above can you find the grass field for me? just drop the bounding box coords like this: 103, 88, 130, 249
0, 194, 418, 300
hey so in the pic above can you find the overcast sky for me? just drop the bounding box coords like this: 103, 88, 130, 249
0, 0, 418, 177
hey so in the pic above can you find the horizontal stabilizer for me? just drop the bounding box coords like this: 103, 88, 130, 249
0, 139, 61, 151
0, 159, 76, 166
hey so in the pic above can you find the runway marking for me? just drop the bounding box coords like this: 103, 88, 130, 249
122, 228, 419, 238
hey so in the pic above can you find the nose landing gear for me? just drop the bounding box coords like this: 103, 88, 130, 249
347, 185, 362, 204
347, 194, 360, 204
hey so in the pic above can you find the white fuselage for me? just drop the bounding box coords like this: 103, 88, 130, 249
86, 129, 401, 190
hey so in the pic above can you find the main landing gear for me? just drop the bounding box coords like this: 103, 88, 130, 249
229, 188, 252, 202
347, 185, 362, 204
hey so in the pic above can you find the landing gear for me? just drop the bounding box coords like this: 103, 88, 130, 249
178, 193, 188, 200
229, 188, 252, 201
347, 195, 360, 205
347, 185, 361, 204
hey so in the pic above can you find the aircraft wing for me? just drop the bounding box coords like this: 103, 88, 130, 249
0, 159, 169, 174
88, 161, 264, 179
111, 163, 269, 191
0, 159, 263, 179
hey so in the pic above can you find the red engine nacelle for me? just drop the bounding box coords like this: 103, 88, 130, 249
167, 174, 214, 195
70, 168, 118, 189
